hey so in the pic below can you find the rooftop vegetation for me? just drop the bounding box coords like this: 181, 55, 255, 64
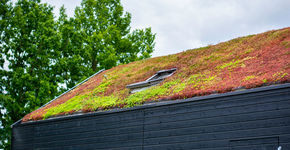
23, 27, 290, 122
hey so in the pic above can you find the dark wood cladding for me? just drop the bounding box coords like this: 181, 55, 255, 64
12, 84, 290, 150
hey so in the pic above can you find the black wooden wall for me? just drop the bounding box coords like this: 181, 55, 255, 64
12, 84, 290, 150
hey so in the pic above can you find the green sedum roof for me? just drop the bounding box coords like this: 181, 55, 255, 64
23, 27, 290, 122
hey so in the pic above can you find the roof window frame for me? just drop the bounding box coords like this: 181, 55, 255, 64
126, 68, 177, 93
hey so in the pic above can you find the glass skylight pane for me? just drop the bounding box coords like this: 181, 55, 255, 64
127, 68, 177, 93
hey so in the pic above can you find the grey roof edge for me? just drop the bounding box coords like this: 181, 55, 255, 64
14, 82, 290, 127
11, 69, 105, 128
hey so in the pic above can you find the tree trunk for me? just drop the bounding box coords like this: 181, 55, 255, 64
91, 58, 97, 71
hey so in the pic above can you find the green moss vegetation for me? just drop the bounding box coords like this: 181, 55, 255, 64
24, 27, 290, 122
217, 59, 242, 70
243, 75, 256, 81
125, 85, 168, 107
281, 41, 290, 48
273, 71, 288, 81
269, 28, 290, 39
204, 54, 222, 62
244, 48, 254, 54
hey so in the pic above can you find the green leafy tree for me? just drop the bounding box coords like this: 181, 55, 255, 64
63, 0, 156, 84
56, 6, 93, 88
0, 0, 61, 149
0, 0, 156, 149
0, 0, 12, 149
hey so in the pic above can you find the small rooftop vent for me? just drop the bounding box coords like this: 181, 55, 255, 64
126, 68, 177, 93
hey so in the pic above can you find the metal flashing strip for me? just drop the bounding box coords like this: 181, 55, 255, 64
11, 69, 105, 127
16, 83, 290, 127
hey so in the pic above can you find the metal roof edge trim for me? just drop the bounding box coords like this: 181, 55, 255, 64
11, 69, 105, 128
13, 82, 290, 127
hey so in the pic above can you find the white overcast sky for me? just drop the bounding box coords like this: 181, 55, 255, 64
42, 0, 290, 57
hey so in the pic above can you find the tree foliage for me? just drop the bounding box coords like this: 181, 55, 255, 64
58, 0, 155, 87
0, 0, 155, 149
0, 0, 61, 149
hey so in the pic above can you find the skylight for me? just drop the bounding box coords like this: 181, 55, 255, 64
126, 68, 177, 93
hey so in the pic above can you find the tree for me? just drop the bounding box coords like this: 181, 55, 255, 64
0, 0, 156, 149
61, 0, 156, 86
0, 0, 12, 149
56, 6, 93, 88
0, 0, 61, 149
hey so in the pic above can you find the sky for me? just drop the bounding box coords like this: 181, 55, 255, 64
42, 0, 290, 57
